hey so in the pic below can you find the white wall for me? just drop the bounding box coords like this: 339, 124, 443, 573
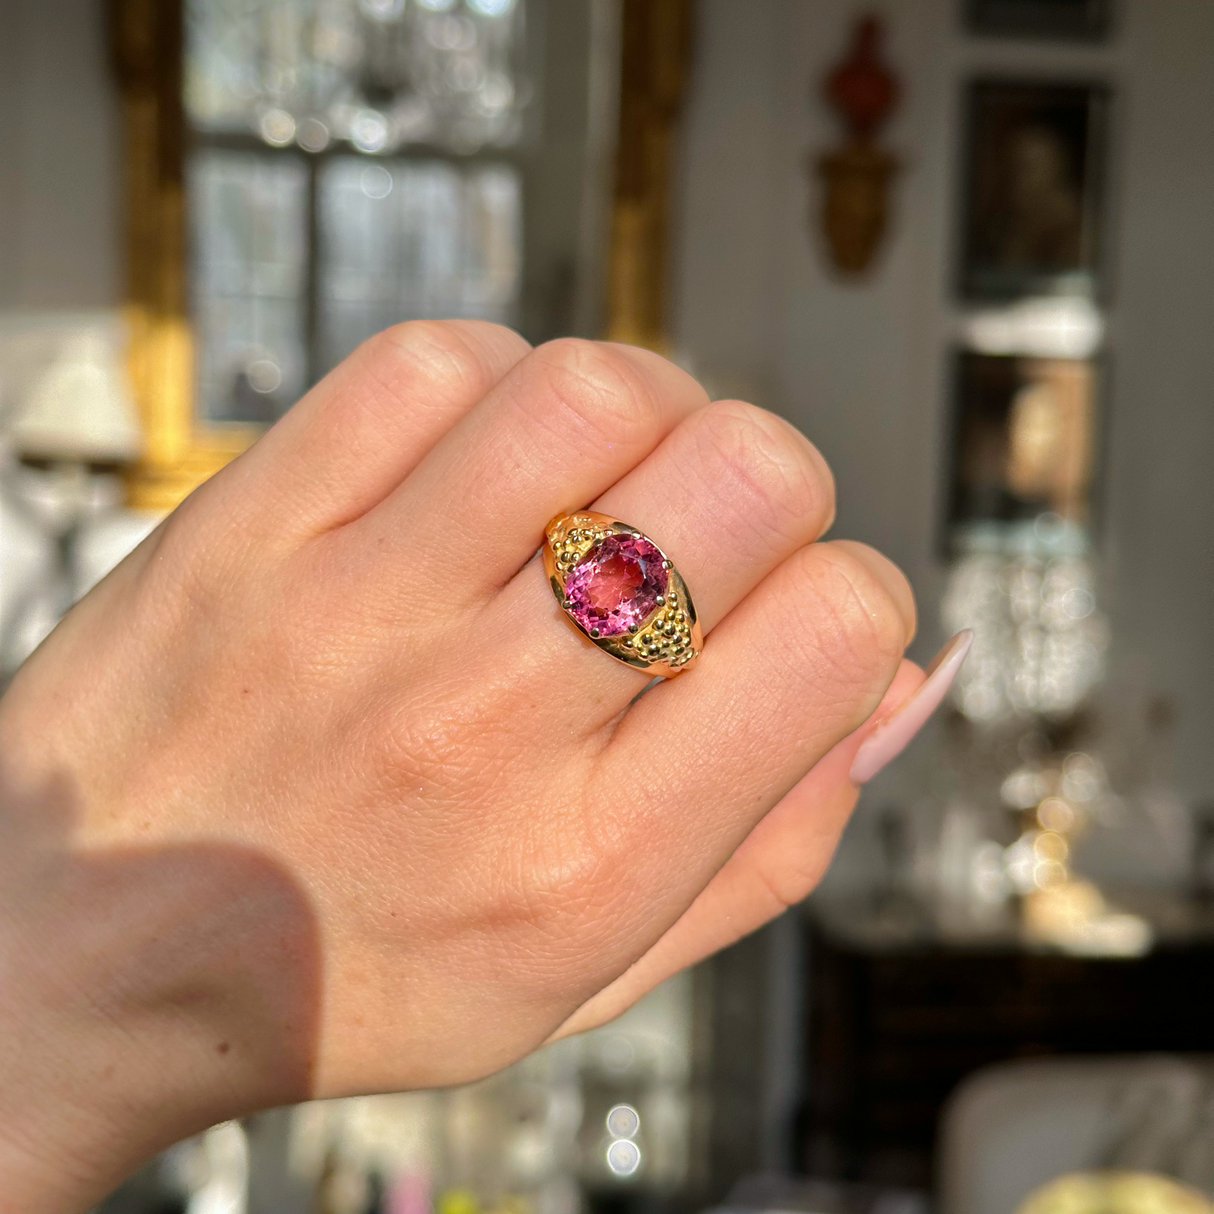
673, 0, 1214, 812
1107, 0, 1214, 804
0, 0, 121, 310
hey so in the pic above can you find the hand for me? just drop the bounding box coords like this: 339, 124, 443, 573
0, 323, 923, 1212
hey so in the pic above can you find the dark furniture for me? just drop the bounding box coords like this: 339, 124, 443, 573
799, 898, 1214, 1187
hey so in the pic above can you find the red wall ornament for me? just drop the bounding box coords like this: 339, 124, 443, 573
815, 15, 901, 276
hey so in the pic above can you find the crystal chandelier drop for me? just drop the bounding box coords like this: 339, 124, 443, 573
186, 0, 529, 155
942, 516, 1110, 725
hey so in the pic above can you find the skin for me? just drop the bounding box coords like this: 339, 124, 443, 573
0, 323, 923, 1214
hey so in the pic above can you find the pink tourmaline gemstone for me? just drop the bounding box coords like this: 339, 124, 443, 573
564, 533, 668, 637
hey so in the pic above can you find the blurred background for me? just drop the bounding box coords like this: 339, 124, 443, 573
1, 0, 1213, 1211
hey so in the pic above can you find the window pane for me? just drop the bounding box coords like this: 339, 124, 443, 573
317, 156, 520, 370
189, 149, 308, 423
185, 0, 529, 154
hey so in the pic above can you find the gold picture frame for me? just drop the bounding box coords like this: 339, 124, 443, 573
604, 0, 693, 353
110, 0, 265, 512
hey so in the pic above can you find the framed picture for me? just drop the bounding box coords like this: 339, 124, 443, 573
959, 80, 1109, 300
965, 0, 1111, 41
943, 350, 1098, 548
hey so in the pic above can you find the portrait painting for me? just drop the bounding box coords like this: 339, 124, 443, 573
959, 80, 1108, 299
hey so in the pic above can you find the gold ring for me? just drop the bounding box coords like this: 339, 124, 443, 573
543, 510, 702, 678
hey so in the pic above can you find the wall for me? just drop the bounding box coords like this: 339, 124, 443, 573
0, 0, 121, 311
1107, 0, 1214, 807
673, 0, 1214, 815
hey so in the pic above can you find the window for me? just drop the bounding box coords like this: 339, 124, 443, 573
183, 0, 529, 423
112, 0, 635, 511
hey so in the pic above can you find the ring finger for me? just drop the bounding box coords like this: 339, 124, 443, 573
488, 399, 838, 733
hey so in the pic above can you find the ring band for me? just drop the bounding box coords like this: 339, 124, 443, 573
543, 510, 703, 678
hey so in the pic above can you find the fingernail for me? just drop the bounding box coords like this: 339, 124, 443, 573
849, 630, 973, 784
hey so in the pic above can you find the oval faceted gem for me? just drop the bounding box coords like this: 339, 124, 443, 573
564, 533, 669, 637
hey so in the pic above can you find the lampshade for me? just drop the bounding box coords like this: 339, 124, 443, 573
9, 331, 143, 464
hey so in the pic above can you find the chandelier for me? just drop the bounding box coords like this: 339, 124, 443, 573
186, 0, 529, 155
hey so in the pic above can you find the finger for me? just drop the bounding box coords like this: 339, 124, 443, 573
555, 658, 926, 1037
488, 399, 837, 733
346, 339, 710, 597
581, 541, 914, 949
204, 320, 532, 537
596, 403, 838, 629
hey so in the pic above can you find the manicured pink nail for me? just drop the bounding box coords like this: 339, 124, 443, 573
849, 630, 974, 784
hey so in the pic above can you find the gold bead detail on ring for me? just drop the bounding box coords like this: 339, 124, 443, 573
542, 510, 703, 678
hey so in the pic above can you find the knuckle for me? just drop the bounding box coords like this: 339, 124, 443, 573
694, 401, 835, 538
528, 338, 665, 449
148, 498, 239, 615
478, 800, 640, 987
756, 860, 814, 916
762, 545, 907, 710
755, 842, 839, 916
511, 818, 624, 937
810, 544, 910, 667
361, 318, 494, 393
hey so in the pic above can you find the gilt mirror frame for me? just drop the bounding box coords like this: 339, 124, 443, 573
110, 0, 259, 513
